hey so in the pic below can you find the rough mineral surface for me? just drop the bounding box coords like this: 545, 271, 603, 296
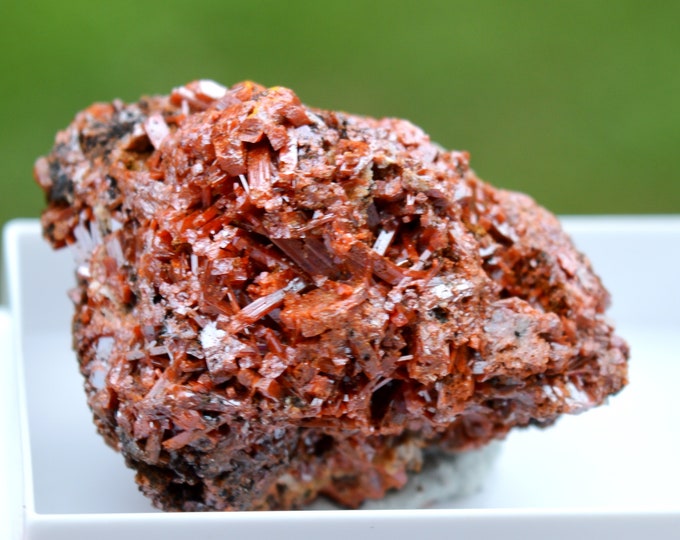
35, 80, 629, 511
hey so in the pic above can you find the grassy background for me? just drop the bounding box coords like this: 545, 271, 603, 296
1, 0, 678, 234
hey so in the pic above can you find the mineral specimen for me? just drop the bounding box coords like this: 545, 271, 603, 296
35, 80, 629, 511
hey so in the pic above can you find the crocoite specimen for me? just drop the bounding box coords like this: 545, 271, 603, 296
35, 80, 628, 511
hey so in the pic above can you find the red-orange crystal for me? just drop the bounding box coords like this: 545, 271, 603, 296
35, 80, 628, 511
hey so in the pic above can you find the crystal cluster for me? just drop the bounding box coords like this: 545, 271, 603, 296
35, 80, 628, 510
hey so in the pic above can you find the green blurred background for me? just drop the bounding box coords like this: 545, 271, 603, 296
1, 0, 678, 232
